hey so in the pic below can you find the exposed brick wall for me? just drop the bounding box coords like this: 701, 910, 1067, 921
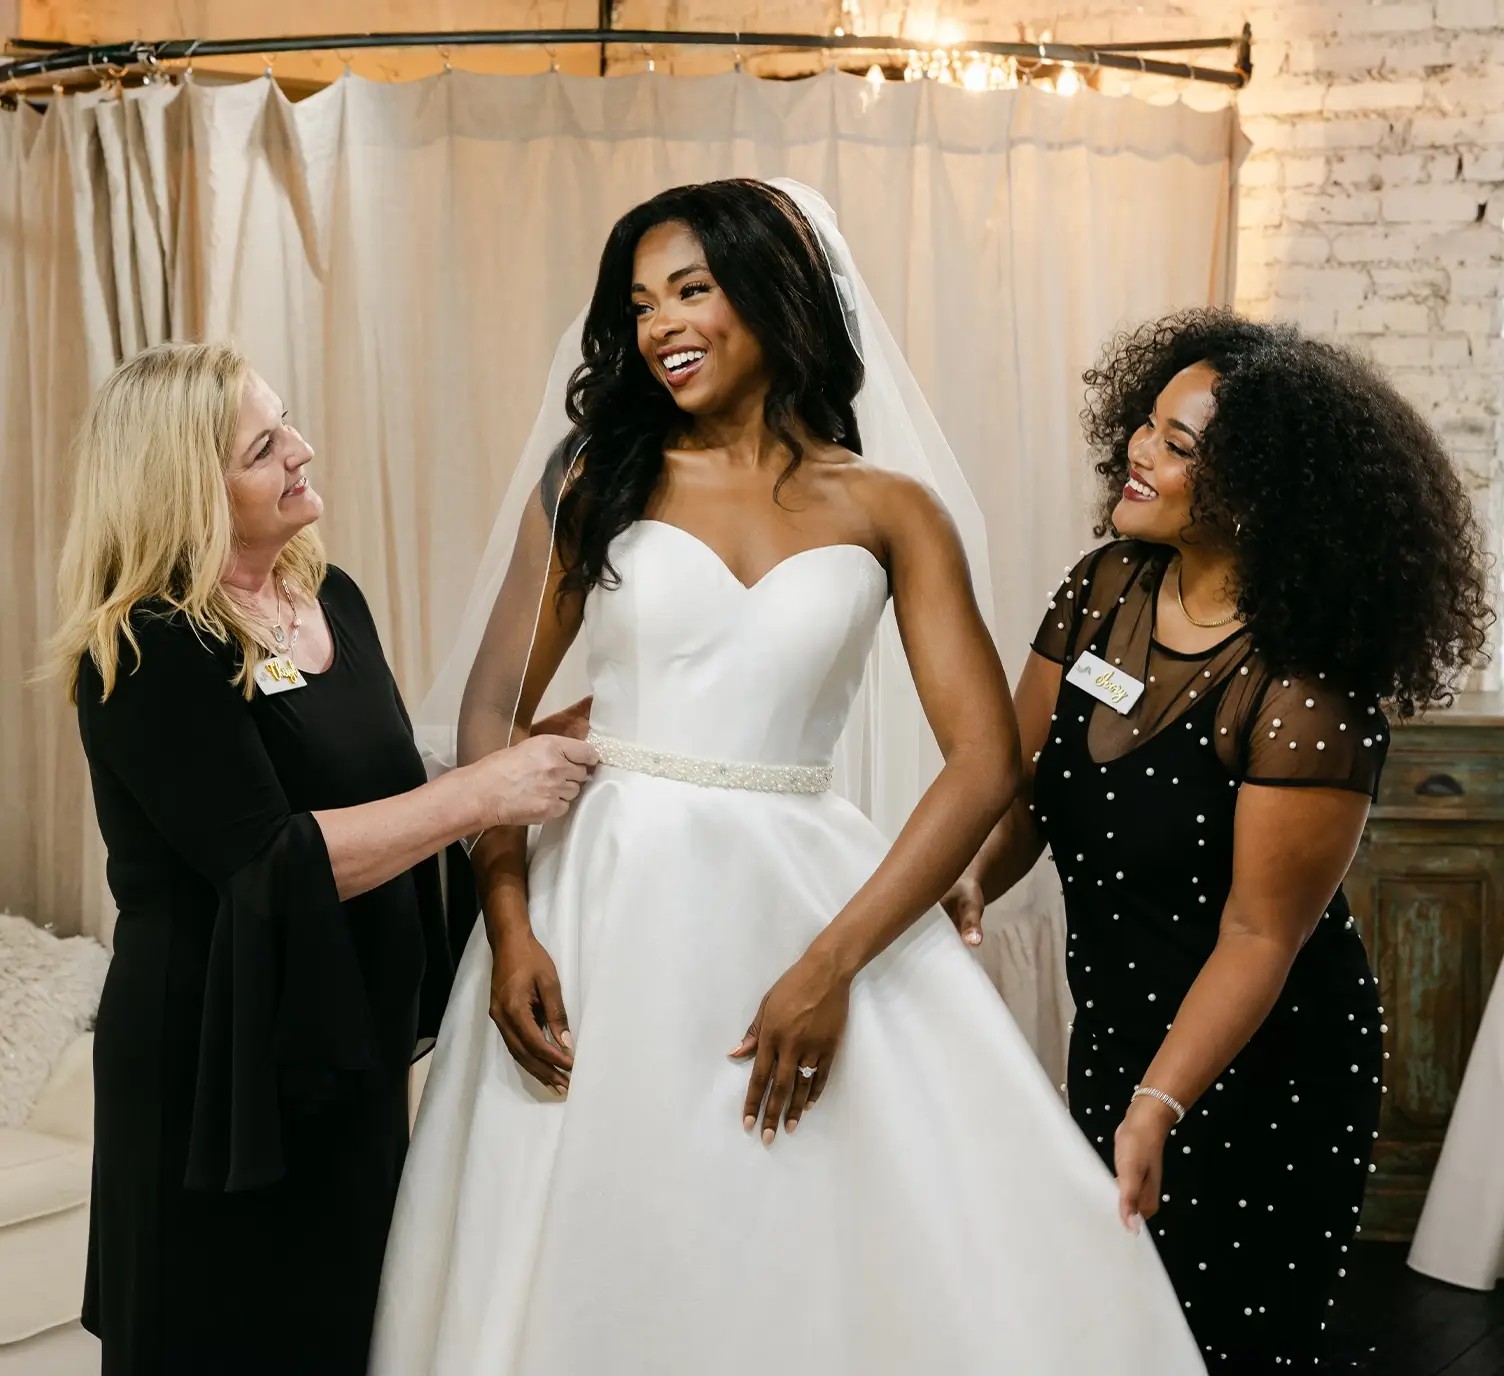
995, 0, 1504, 681
674, 0, 1503, 674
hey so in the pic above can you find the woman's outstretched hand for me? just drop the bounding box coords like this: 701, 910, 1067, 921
730, 950, 851, 1144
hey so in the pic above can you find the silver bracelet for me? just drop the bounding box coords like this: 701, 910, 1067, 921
1131, 1085, 1187, 1124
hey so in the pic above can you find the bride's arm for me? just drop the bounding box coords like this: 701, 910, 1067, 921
736, 474, 1021, 1139
458, 506, 587, 1093
810, 476, 1021, 977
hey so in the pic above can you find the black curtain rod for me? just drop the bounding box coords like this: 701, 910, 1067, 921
0, 26, 1253, 89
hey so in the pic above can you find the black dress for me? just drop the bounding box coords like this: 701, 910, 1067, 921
1030, 543, 1385, 1374
77, 567, 454, 1376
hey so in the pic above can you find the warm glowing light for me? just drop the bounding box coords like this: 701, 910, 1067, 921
936, 19, 966, 47
961, 59, 990, 92
865, 64, 885, 87
1056, 67, 1082, 96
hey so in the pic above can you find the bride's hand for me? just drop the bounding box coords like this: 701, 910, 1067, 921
730, 950, 851, 1144
490, 932, 574, 1096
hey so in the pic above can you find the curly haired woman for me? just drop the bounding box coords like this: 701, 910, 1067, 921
946, 309, 1494, 1374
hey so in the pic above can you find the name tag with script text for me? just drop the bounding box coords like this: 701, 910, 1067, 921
1068, 650, 1144, 716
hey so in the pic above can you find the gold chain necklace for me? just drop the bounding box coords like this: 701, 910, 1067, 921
1175, 559, 1238, 630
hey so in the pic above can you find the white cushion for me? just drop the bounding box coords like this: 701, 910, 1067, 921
0, 1130, 90, 1231
0, 917, 109, 1129
0, 1201, 89, 1344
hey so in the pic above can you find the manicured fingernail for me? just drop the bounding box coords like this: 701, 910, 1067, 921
761, 1128, 775, 1146
1127, 1213, 1142, 1234
728, 1046, 743, 1058
559, 1030, 574, 1051
743, 1115, 756, 1131
965, 929, 982, 946
786, 1118, 798, 1134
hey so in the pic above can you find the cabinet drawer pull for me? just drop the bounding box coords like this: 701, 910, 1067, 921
1415, 773, 1465, 798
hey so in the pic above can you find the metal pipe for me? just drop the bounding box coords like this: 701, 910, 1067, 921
0, 27, 1251, 89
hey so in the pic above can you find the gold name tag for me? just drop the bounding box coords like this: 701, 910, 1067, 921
1068, 650, 1144, 716
253, 654, 306, 696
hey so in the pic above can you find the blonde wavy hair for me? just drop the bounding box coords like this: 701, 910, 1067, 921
47, 341, 327, 702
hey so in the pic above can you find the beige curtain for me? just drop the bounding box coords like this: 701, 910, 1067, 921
0, 70, 1240, 1076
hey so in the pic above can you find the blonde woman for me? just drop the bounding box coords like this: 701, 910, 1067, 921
49, 342, 596, 1376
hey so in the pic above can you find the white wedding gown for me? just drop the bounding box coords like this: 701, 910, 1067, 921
371, 519, 1205, 1375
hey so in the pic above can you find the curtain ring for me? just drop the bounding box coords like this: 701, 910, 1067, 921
437, 44, 452, 74
733, 32, 743, 73
336, 47, 353, 77
642, 44, 655, 74
547, 45, 559, 73
261, 52, 276, 81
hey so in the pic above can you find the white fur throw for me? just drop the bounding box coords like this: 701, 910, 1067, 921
0, 915, 110, 1128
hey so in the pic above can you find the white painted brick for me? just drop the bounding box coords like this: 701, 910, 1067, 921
1411, 114, 1504, 147
1449, 266, 1504, 299
1239, 79, 1331, 118
1388, 370, 1455, 409
1367, 334, 1442, 366
1430, 223, 1504, 266
1431, 335, 1479, 366
1373, 40, 1454, 71
1329, 152, 1383, 187
1443, 300, 1497, 332
1292, 119, 1393, 152
1268, 231, 1337, 265
1240, 117, 1301, 153
1285, 189, 1384, 223
1270, 294, 1340, 334
1239, 190, 1285, 228
1435, 0, 1504, 29
1324, 79, 1427, 113
1375, 153, 1430, 186
1462, 149, 1504, 182
1339, 300, 1433, 333
1331, 228, 1436, 262
1371, 266, 1452, 297
1294, 38, 1383, 75
1333, 3, 1438, 35
1429, 73, 1504, 111
1238, 156, 1282, 190
1383, 184, 1488, 223
1273, 265, 1374, 303
1284, 155, 1329, 187
1238, 260, 1281, 300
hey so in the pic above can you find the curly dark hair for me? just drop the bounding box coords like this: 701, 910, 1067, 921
552, 179, 863, 601
1082, 308, 1494, 716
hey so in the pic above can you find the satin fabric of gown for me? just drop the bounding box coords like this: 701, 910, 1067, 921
371, 520, 1205, 1375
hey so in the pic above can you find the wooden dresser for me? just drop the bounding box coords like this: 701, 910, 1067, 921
1346, 691, 1504, 1241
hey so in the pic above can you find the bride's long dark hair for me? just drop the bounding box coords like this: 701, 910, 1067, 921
554, 179, 864, 601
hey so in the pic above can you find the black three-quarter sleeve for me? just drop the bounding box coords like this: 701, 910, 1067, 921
79, 615, 380, 1192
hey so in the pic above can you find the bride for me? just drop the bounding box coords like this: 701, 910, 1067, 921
370, 179, 1204, 1374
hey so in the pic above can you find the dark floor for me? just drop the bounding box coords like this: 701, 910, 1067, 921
1330, 1242, 1504, 1375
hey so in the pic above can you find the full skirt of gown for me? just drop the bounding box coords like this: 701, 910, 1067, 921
370, 764, 1205, 1374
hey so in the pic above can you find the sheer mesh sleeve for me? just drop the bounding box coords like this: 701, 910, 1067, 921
1031, 549, 1104, 665
1242, 675, 1389, 800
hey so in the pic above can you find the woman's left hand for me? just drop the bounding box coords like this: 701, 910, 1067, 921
1112, 1098, 1176, 1232
731, 951, 851, 1144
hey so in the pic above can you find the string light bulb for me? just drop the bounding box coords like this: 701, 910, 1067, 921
865, 64, 885, 87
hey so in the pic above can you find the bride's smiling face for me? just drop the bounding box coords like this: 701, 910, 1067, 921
631, 220, 769, 417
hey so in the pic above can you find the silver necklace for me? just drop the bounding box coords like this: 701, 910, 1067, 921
267, 578, 302, 652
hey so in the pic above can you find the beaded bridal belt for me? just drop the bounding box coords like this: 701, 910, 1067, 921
585, 730, 832, 795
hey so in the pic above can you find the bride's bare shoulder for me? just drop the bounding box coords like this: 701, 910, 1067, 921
828, 462, 954, 545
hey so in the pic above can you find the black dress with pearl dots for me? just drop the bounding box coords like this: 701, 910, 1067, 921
1030, 543, 1385, 1374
